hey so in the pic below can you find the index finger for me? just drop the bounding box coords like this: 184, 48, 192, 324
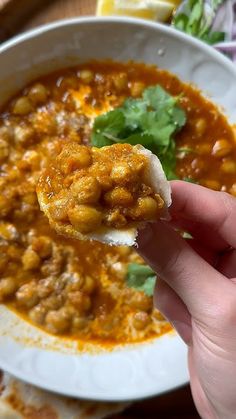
170, 181, 236, 251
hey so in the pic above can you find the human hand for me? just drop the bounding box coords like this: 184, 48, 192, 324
137, 181, 236, 419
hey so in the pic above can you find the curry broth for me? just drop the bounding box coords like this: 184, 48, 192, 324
0, 61, 235, 345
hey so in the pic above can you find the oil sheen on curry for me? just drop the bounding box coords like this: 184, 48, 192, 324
0, 61, 235, 346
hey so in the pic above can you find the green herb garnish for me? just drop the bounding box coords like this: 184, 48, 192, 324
91, 85, 186, 180
173, 0, 225, 45
126, 263, 156, 297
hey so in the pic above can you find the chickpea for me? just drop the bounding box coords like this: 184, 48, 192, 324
82, 276, 96, 294
79, 69, 94, 84
31, 236, 52, 259
31, 111, 56, 136
68, 291, 91, 312
197, 143, 212, 155
0, 139, 9, 162
42, 295, 63, 311
37, 277, 55, 298
29, 304, 46, 325
130, 81, 145, 97
13, 97, 33, 115
133, 311, 151, 330
0, 277, 17, 301
68, 205, 102, 234
106, 209, 127, 228
59, 144, 92, 174
195, 118, 206, 136
41, 248, 64, 277
0, 125, 14, 142
130, 293, 152, 311
155, 194, 165, 209
7, 245, 22, 261
0, 195, 11, 217
94, 171, 113, 191
6, 167, 20, 181
220, 160, 236, 174
16, 282, 39, 308
28, 83, 48, 105
132, 154, 147, 173
130, 196, 160, 220
66, 273, 84, 292
59, 76, 78, 89
229, 183, 236, 197
110, 163, 136, 184
212, 139, 232, 158
191, 158, 205, 176
113, 73, 128, 91
49, 199, 70, 222
22, 193, 37, 205
45, 307, 72, 334
22, 150, 40, 170
22, 247, 41, 270
201, 179, 221, 191
67, 129, 81, 143
111, 262, 127, 280
72, 316, 88, 330
117, 246, 131, 257
71, 176, 101, 204
104, 187, 133, 207
0, 222, 19, 241
153, 309, 165, 321
14, 125, 34, 146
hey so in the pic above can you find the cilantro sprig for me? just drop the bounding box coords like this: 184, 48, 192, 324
126, 263, 156, 297
173, 0, 225, 45
91, 85, 186, 180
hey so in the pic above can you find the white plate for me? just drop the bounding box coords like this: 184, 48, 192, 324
0, 17, 236, 401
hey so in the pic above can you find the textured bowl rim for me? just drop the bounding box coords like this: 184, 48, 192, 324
0, 16, 234, 401
0, 15, 236, 79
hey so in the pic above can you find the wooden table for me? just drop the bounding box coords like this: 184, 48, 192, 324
0, 0, 200, 417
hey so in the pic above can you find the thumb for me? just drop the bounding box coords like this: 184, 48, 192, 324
136, 221, 225, 313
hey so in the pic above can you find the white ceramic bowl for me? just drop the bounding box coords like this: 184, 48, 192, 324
1, 17, 236, 402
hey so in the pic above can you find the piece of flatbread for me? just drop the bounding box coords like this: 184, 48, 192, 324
37, 145, 171, 247
0, 371, 129, 419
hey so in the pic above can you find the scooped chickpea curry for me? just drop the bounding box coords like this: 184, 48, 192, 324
0, 61, 236, 345
37, 143, 165, 238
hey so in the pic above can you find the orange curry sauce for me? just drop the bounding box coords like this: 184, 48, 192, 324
0, 61, 235, 346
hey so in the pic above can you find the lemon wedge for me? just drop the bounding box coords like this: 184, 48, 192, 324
96, 0, 179, 22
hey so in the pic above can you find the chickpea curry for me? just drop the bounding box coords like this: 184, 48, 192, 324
0, 61, 235, 345
37, 143, 165, 239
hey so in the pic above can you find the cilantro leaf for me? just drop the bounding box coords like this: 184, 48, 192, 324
174, 13, 189, 32
187, 0, 203, 35
140, 111, 176, 147
91, 109, 125, 147
143, 85, 176, 111
91, 85, 186, 180
201, 30, 225, 44
126, 263, 156, 297
122, 98, 147, 130
161, 140, 178, 180
172, 0, 225, 45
